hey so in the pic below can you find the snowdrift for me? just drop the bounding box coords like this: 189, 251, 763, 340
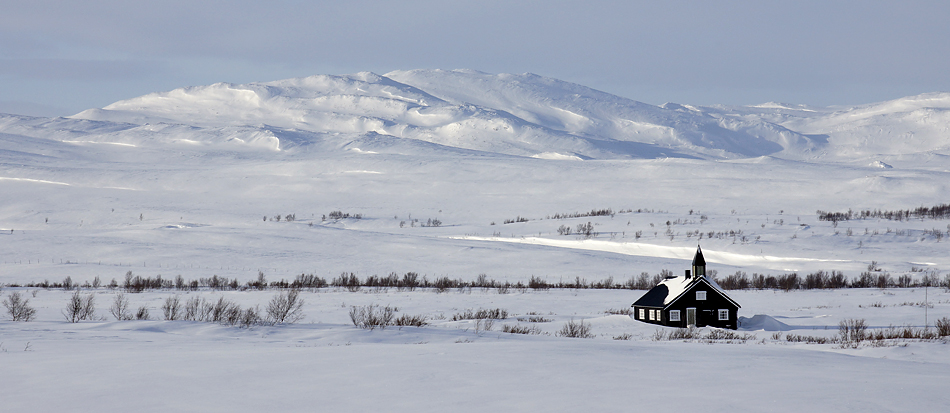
738, 314, 792, 331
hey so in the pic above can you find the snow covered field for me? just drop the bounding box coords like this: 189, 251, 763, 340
2, 70, 950, 411
2, 287, 949, 412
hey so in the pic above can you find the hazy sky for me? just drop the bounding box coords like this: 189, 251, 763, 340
2, 0, 948, 117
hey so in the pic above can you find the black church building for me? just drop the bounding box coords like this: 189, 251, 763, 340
631, 246, 740, 329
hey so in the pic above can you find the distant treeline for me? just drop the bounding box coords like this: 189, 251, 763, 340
818, 203, 950, 223
717, 270, 949, 291
7, 268, 949, 293
549, 208, 617, 220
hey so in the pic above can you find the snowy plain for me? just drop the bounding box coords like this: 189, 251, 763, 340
2, 70, 950, 411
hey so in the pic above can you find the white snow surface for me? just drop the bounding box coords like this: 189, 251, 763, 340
2, 70, 950, 411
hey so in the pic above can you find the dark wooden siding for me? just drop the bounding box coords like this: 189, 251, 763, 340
665, 282, 739, 329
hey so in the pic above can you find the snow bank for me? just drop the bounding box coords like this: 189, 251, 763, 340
738, 314, 792, 331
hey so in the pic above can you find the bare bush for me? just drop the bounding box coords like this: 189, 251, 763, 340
475, 318, 494, 334
349, 304, 395, 330
162, 295, 182, 320
110, 293, 134, 321
266, 289, 305, 324
936, 317, 950, 337
210, 297, 240, 324
667, 327, 700, 340
867, 325, 938, 341
605, 307, 633, 316
556, 319, 594, 338
135, 306, 150, 320
786, 334, 834, 344
393, 314, 428, 327
613, 333, 633, 340
64, 291, 96, 322
451, 308, 509, 321
517, 315, 552, 323
3, 291, 37, 321
502, 324, 542, 335
183, 296, 205, 321
239, 306, 262, 328
839, 318, 868, 347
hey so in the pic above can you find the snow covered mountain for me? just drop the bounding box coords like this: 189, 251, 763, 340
0, 69, 943, 162
52, 70, 798, 159
0, 70, 915, 162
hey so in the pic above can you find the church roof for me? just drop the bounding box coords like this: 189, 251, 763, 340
632, 274, 740, 309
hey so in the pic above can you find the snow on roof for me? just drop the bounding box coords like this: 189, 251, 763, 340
659, 276, 694, 306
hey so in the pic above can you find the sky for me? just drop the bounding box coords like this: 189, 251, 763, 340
1, 0, 949, 117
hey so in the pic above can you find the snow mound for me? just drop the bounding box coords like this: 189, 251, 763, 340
870, 160, 893, 168
738, 314, 791, 331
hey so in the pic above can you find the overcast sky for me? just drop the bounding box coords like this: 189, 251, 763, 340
2, 0, 948, 117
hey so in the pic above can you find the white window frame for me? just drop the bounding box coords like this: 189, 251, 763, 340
669, 310, 681, 322
696, 291, 707, 300
718, 309, 729, 321
638, 308, 645, 320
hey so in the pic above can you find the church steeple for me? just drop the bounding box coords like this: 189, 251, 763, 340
691, 245, 706, 279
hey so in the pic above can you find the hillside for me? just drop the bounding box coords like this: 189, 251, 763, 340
61, 70, 840, 160
1, 70, 949, 285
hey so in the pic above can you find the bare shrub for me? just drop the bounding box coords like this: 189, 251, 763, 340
667, 327, 700, 340
3, 291, 37, 321
556, 319, 594, 338
451, 308, 509, 321
613, 333, 633, 340
393, 314, 428, 327
162, 295, 182, 320
703, 329, 756, 343
210, 297, 240, 324
349, 304, 395, 330
64, 291, 96, 322
183, 296, 205, 321
936, 317, 950, 337
867, 325, 938, 341
786, 334, 834, 344
239, 306, 262, 328
110, 293, 134, 321
135, 306, 150, 320
475, 318, 494, 333
839, 318, 867, 347
605, 307, 633, 316
502, 324, 542, 335
517, 315, 552, 323
266, 289, 305, 324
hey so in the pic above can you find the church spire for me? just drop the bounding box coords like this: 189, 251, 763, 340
691, 245, 706, 279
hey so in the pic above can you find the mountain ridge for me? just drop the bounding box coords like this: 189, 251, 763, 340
1, 69, 944, 161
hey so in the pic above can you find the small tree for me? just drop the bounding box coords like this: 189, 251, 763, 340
64, 291, 96, 322
109, 293, 133, 321
3, 291, 37, 322
266, 289, 305, 324
162, 295, 182, 320
576, 222, 596, 239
